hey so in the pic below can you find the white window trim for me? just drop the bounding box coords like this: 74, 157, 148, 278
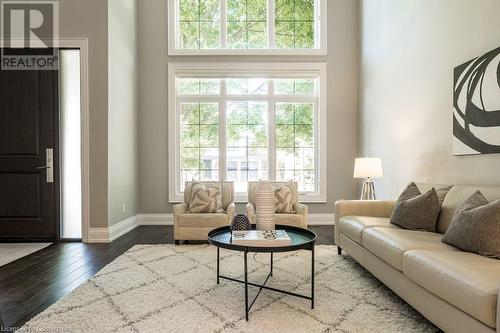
168, 62, 327, 203
167, 0, 328, 56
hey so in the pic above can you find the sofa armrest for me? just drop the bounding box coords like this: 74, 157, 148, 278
295, 202, 308, 227
226, 202, 236, 223
246, 202, 256, 224
334, 200, 396, 245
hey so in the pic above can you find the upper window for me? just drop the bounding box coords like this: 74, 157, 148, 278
168, 0, 327, 55
168, 62, 327, 202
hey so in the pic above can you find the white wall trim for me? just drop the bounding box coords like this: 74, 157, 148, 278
88, 215, 139, 243
88, 212, 334, 243
138, 214, 174, 225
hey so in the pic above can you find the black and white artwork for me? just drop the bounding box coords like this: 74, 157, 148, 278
453, 46, 500, 155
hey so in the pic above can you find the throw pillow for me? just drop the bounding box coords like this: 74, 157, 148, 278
390, 182, 452, 232
274, 182, 296, 213
187, 182, 224, 213
442, 191, 500, 259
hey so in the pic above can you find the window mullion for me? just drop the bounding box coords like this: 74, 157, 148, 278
220, 0, 227, 49
219, 80, 227, 181
314, 0, 320, 48
268, 80, 276, 181
268, 0, 275, 49
175, 100, 181, 195
314, 99, 319, 197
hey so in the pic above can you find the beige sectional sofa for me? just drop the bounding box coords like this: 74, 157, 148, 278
335, 183, 500, 333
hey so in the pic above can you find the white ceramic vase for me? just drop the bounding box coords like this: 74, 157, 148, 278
255, 181, 275, 231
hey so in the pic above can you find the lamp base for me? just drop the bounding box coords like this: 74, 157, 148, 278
360, 178, 376, 200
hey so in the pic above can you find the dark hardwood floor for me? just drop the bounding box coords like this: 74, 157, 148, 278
0, 225, 334, 330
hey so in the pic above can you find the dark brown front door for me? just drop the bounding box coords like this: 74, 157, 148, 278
0, 51, 59, 242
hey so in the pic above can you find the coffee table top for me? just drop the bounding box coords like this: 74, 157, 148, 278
208, 224, 316, 253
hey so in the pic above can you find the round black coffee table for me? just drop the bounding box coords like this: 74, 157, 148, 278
208, 224, 316, 321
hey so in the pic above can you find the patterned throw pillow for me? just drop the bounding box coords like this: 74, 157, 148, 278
390, 182, 452, 232
274, 182, 297, 213
442, 191, 500, 259
187, 182, 224, 213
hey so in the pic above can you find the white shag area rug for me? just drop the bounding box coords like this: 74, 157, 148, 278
20, 245, 437, 333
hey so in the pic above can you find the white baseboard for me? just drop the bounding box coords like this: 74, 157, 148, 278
137, 213, 174, 225
87, 212, 334, 243
88, 215, 139, 243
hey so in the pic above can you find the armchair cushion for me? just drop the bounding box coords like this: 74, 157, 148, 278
248, 181, 299, 213
275, 214, 306, 228
175, 213, 229, 228
246, 202, 307, 228
184, 181, 234, 210
274, 182, 297, 213
186, 182, 224, 213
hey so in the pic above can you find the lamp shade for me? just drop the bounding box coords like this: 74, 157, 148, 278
353, 157, 383, 178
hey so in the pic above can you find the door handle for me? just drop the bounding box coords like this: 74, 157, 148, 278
37, 148, 54, 183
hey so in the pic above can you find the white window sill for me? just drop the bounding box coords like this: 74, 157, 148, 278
168, 48, 328, 57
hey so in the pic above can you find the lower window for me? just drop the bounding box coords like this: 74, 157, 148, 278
168, 62, 327, 202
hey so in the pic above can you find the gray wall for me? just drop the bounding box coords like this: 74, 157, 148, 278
359, 0, 500, 199
107, 0, 139, 226
60, 0, 108, 227
137, 0, 359, 214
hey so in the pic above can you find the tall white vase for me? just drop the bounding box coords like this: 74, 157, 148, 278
255, 181, 275, 231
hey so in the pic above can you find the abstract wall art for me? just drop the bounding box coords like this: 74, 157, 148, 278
453, 46, 500, 155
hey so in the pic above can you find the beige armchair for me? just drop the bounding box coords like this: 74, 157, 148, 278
173, 181, 235, 244
246, 181, 308, 228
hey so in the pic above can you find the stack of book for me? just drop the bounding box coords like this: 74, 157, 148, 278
231, 230, 291, 247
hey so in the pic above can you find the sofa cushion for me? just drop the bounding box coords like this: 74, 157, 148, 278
403, 250, 500, 328
175, 213, 228, 227
362, 227, 458, 271
338, 216, 399, 244
442, 191, 500, 259
437, 185, 500, 234
390, 182, 452, 232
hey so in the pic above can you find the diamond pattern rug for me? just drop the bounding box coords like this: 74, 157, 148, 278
20, 245, 437, 333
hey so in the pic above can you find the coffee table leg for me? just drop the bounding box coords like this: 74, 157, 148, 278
311, 245, 315, 309
270, 252, 273, 277
217, 246, 220, 284
244, 249, 249, 321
